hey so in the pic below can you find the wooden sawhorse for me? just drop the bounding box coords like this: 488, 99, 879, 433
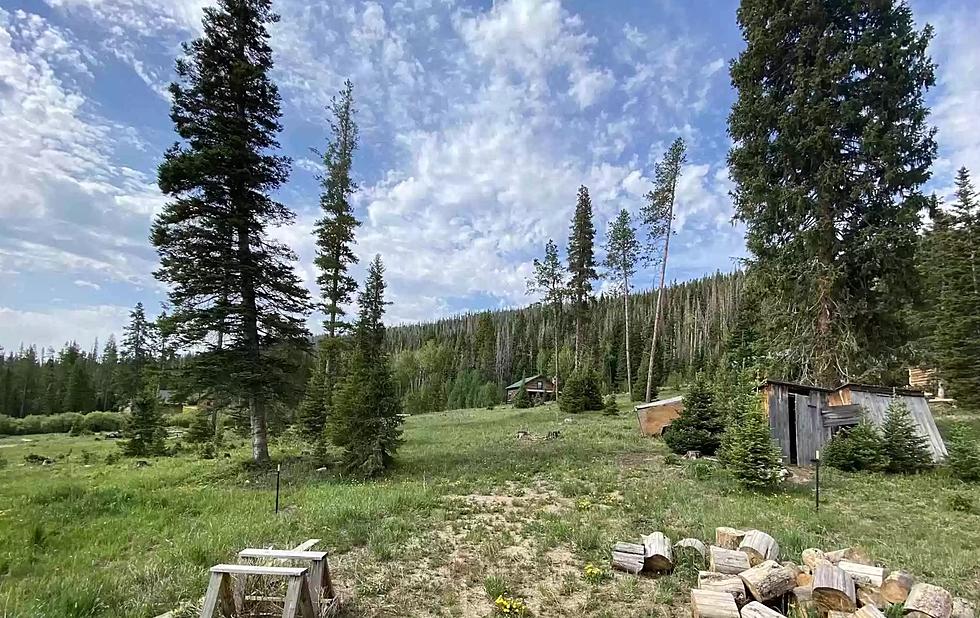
238, 548, 336, 615
200, 563, 315, 618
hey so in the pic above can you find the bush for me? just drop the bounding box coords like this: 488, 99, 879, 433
0, 411, 127, 436
880, 400, 932, 474
725, 406, 784, 490
664, 374, 725, 455
945, 425, 980, 482
0, 415, 16, 436
823, 421, 886, 472
512, 384, 532, 409
601, 395, 618, 416
558, 370, 603, 414
84, 412, 126, 432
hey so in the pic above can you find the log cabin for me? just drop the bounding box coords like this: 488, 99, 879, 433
505, 374, 557, 403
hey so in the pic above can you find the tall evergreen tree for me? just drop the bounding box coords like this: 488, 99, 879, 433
62, 360, 95, 413
153, 0, 311, 463
98, 335, 119, 411
642, 137, 686, 401
312, 79, 361, 436
120, 302, 154, 403
567, 185, 597, 371
729, 0, 937, 385
603, 209, 641, 398
329, 255, 403, 476
528, 239, 566, 394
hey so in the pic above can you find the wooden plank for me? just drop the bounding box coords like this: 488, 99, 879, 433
238, 549, 328, 561
210, 564, 307, 577
199, 572, 236, 618
291, 539, 320, 551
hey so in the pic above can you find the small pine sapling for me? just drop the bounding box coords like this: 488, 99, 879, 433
664, 374, 725, 455
823, 420, 885, 472
880, 400, 932, 474
944, 424, 980, 482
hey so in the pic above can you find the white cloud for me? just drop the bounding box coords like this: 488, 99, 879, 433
0, 305, 130, 351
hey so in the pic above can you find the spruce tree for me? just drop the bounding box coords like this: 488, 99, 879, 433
153, 0, 311, 463
603, 209, 641, 399
62, 361, 95, 413
726, 403, 784, 490
823, 421, 886, 472
512, 383, 532, 409
122, 386, 166, 457
527, 239, 566, 394
880, 400, 931, 474
729, 0, 937, 385
642, 137, 686, 401
120, 303, 154, 403
313, 80, 361, 437
559, 369, 603, 414
185, 406, 217, 444
297, 353, 329, 438
328, 256, 403, 477
944, 425, 980, 483
98, 335, 120, 411
664, 373, 724, 455
567, 185, 597, 371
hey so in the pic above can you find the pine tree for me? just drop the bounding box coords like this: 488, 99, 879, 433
880, 400, 931, 474
153, 0, 311, 463
944, 425, 980, 483
62, 361, 95, 413
185, 406, 217, 444
474, 312, 497, 381
527, 239, 566, 395
729, 0, 937, 385
642, 137, 686, 401
823, 421, 886, 472
558, 369, 602, 414
313, 80, 361, 437
567, 186, 597, 371
297, 352, 329, 439
725, 402, 784, 490
512, 383, 532, 409
122, 386, 166, 457
120, 303, 154, 403
664, 373, 724, 455
328, 256, 403, 477
603, 209, 641, 399
602, 394, 618, 416
98, 335, 120, 411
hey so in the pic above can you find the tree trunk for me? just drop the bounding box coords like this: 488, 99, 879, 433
238, 223, 269, 464
623, 279, 632, 400
741, 601, 787, 618
553, 303, 560, 397
642, 532, 674, 572
675, 538, 708, 563
837, 560, 885, 588
645, 171, 678, 402
715, 527, 745, 550
738, 530, 779, 566
611, 542, 644, 574
249, 395, 269, 463
882, 571, 915, 604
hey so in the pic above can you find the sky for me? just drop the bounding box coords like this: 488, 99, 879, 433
0, 0, 978, 353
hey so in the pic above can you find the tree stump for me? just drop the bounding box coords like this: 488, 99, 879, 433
715, 527, 745, 550
838, 560, 886, 588
709, 545, 751, 574
691, 589, 740, 618
739, 530, 779, 565
882, 572, 915, 604
698, 571, 747, 606
905, 583, 953, 618
643, 532, 674, 572
611, 542, 644, 575
675, 538, 709, 563
741, 601, 787, 618
739, 560, 797, 603
813, 562, 857, 613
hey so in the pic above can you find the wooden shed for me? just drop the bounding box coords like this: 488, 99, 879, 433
759, 379, 947, 466
634, 396, 684, 436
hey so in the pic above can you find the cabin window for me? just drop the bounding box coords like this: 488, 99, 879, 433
536, 381, 543, 390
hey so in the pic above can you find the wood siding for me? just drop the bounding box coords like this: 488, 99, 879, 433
844, 389, 947, 460
795, 391, 824, 465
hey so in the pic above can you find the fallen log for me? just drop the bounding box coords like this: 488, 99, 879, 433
739, 530, 779, 565
813, 562, 857, 613
882, 571, 915, 604
715, 527, 745, 550
691, 589, 740, 618
905, 583, 953, 618
741, 601, 787, 618
675, 538, 709, 562
643, 532, 674, 572
838, 560, 886, 588
739, 560, 797, 603
611, 542, 644, 575
698, 571, 747, 606
709, 545, 750, 575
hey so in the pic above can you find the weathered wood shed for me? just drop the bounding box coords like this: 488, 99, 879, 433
635, 396, 684, 436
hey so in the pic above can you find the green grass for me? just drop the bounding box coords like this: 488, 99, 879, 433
1, 396, 978, 617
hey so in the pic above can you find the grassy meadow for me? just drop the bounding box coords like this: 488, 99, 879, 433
1, 395, 979, 618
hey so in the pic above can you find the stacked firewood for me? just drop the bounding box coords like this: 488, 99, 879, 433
611, 527, 976, 618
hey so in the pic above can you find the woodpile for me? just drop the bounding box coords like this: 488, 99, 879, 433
611, 526, 976, 618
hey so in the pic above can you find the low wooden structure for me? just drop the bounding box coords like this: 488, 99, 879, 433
634, 395, 684, 436
505, 374, 557, 402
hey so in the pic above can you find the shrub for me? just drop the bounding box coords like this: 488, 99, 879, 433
823, 421, 885, 472
601, 395, 618, 416
0, 415, 16, 436
83, 412, 125, 433
944, 425, 980, 482
664, 374, 725, 455
880, 400, 932, 474
42, 413, 83, 434
725, 404, 783, 490
558, 370, 603, 414
18, 416, 46, 435
512, 384, 532, 409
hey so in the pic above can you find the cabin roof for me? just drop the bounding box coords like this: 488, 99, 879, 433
505, 374, 544, 390
837, 382, 925, 398
757, 378, 833, 392
634, 395, 684, 411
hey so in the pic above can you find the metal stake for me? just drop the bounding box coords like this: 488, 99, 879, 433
275, 464, 281, 514
814, 449, 821, 512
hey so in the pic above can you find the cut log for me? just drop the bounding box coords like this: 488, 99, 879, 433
904, 583, 953, 618
952, 598, 976, 618
792, 586, 815, 613
857, 585, 887, 609
739, 560, 797, 603
709, 545, 751, 575
855, 606, 887, 618
676, 538, 709, 562
741, 601, 787, 618
824, 548, 854, 565
797, 572, 814, 588
813, 562, 857, 613
829, 612, 854, 618
698, 571, 747, 606
716, 527, 746, 550
839, 561, 886, 588
882, 572, 915, 604
802, 548, 828, 569
643, 532, 674, 572
611, 542, 645, 575
691, 589, 740, 618
739, 530, 779, 565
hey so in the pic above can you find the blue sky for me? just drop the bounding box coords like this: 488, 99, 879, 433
0, 0, 977, 352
